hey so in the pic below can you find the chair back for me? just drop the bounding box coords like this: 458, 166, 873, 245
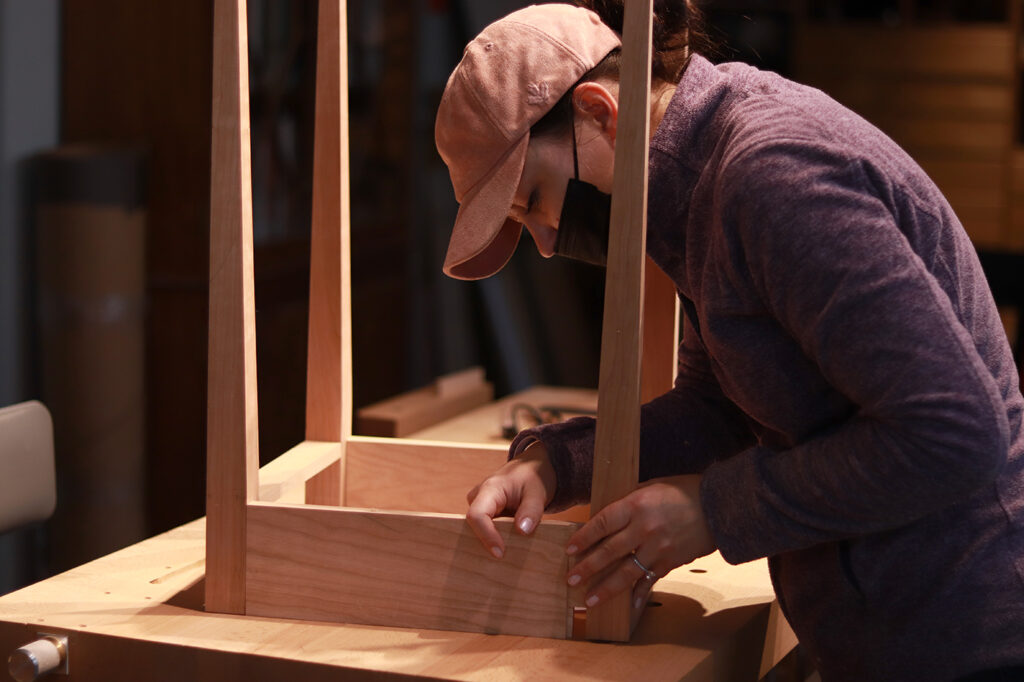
0, 401, 56, 534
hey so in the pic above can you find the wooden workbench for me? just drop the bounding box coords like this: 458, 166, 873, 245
0, 387, 797, 681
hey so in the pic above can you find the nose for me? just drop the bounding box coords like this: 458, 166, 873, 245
523, 219, 557, 258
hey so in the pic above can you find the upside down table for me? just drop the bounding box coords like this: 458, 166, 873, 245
1, 387, 797, 682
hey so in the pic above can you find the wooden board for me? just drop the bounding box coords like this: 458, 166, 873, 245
257, 440, 340, 503
305, 459, 342, 506
356, 368, 494, 438
245, 502, 580, 639
344, 437, 509, 513
587, 0, 653, 642
343, 435, 589, 522
0, 516, 796, 681
206, 0, 259, 615
407, 386, 598, 445
398, 386, 599, 526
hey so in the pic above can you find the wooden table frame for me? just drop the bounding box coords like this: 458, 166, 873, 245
0, 502, 796, 681
205, 0, 679, 642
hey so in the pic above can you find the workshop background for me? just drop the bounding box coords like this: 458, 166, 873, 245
1, 0, 1022, 595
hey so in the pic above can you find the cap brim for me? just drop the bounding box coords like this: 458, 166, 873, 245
443, 134, 529, 280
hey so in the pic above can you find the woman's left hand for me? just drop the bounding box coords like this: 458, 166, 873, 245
566, 474, 716, 609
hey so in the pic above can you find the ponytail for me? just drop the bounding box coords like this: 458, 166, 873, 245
531, 1, 707, 139
577, 0, 707, 84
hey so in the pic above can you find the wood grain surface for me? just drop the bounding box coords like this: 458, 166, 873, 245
305, 0, 352, 448
245, 502, 579, 638
256, 440, 341, 503
344, 436, 510, 513
588, 0, 653, 642
356, 368, 494, 438
407, 386, 598, 444
206, 0, 259, 615
0, 515, 794, 681
305, 459, 343, 506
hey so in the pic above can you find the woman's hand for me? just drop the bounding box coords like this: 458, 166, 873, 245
466, 441, 557, 559
565, 474, 716, 609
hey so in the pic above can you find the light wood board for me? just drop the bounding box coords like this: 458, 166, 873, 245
343, 435, 589, 522
245, 502, 579, 639
344, 437, 510, 513
356, 368, 494, 438
406, 386, 598, 444
257, 440, 340, 503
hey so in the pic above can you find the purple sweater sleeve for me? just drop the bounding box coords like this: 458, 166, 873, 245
700, 142, 1010, 563
510, 313, 755, 512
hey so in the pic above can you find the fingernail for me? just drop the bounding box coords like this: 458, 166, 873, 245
491, 546, 503, 559
566, 544, 578, 556
634, 597, 643, 609
586, 595, 600, 608
568, 574, 581, 586
518, 517, 534, 534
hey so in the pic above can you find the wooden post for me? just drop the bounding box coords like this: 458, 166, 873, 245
206, 0, 260, 614
304, 0, 352, 505
588, 0, 653, 642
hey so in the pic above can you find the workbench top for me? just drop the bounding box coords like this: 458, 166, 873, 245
1, 386, 796, 680
0, 516, 794, 681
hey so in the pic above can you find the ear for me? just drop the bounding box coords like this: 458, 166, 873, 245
573, 81, 618, 143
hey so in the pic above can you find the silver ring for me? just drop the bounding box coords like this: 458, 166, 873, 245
631, 554, 656, 581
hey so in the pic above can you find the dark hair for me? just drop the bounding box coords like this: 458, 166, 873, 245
531, 0, 708, 138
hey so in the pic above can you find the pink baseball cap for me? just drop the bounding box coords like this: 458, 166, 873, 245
435, 4, 621, 280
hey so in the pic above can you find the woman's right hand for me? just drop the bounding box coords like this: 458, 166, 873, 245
466, 441, 557, 558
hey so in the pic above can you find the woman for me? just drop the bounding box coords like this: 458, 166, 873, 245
434, 2, 1024, 680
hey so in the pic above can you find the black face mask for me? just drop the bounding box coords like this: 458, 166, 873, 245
554, 114, 611, 267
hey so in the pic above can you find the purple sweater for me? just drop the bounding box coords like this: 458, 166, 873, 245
512, 55, 1024, 680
